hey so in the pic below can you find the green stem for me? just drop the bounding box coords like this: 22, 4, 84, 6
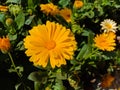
76, 47, 98, 60
84, 48, 99, 60
34, 82, 40, 90
8, 52, 22, 78
76, 50, 82, 60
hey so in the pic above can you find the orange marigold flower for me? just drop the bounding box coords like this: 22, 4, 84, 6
40, 3, 59, 16
0, 36, 11, 53
59, 8, 71, 22
94, 32, 116, 51
100, 74, 115, 88
74, 0, 83, 8
0, 5, 8, 12
24, 21, 77, 68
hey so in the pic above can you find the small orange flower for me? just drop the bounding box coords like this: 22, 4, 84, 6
40, 3, 59, 16
100, 74, 115, 88
59, 8, 72, 22
0, 36, 11, 53
74, 0, 83, 8
94, 32, 116, 51
0, 5, 8, 12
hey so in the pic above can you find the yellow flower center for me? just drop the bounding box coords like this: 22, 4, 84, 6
105, 23, 112, 29
45, 40, 56, 50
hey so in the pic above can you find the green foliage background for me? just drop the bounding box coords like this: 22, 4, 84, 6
0, 0, 120, 90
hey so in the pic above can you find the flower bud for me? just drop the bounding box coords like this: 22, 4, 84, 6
27, 9, 33, 15
45, 86, 52, 90
9, 4, 21, 16
5, 18, 13, 26
0, 36, 11, 54
74, 0, 83, 9
0, 5, 8, 12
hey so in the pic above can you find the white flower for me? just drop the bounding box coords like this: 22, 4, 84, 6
100, 19, 118, 33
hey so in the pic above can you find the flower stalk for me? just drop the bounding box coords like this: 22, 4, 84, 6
8, 52, 22, 78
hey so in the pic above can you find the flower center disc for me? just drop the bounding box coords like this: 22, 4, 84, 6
45, 40, 56, 50
105, 23, 112, 29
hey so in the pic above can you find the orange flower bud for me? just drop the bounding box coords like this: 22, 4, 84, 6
0, 36, 11, 54
0, 5, 8, 12
74, 0, 83, 9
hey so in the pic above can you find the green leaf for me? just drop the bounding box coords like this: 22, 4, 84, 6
83, 45, 92, 59
8, 67, 16, 73
25, 15, 35, 25
8, 34, 17, 40
53, 79, 66, 90
88, 31, 94, 45
16, 66, 24, 74
16, 41, 25, 50
8, 65, 23, 74
76, 44, 88, 60
76, 44, 93, 60
71, 24, 82, 34
82, 30, 90, 36
28, 71, 48, 83
116, 58, 120, 64
101, 0, 111, 5
34, 82, 41, 90
15, 83, 22, 90
86, 10, 94, 18
37, 18, 42, 24
56, 69, 67, 80
0, 13, 5, 23
28, 0, 34, 9
6, 0, 21, 4
15, 12, 25, 29
97, 5, 104, 16
9, 27, 16, 34
15, 83, 31, 90
58, 0, 70, 7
